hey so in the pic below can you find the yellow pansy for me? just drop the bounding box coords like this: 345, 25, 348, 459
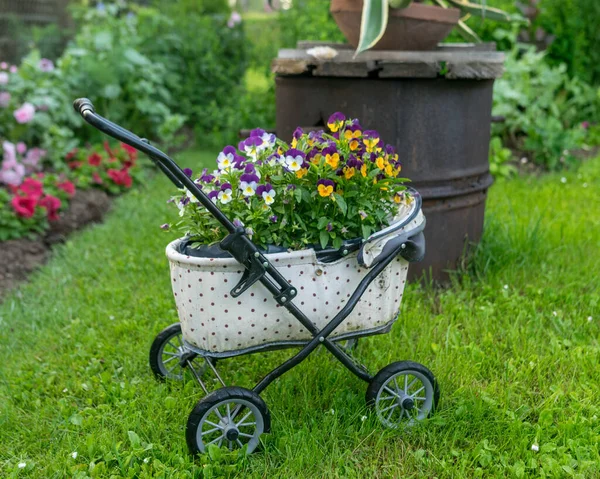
318, 184, 334, 197
344, 167, 355, 179
325, 153, 340, 169
361, 163, 367, 177
296, 168, 308, 179
376, 156, 386, 170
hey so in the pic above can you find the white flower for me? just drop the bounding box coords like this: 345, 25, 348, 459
560, 177, 567, 184
218, 189, 232, 204
239, 181, 257, 197
306, 46, 338, 60
285, 155, 303, 172
143, 457, 150, 464
552, 311, 557, 316
62, 388, 68, 393
71, 451, 78, 459
217, 151, 234, 171
361, 415, 367, 422
18, 462, 26, 469
262, 189, 276, 205
185, 188, 199, 203
503, 284, 509, 290
531, 443, 539, 452
583, 183, 588, 188
329, 409, 335, 415
260, 132, 276, 148
588, 316, 593, 322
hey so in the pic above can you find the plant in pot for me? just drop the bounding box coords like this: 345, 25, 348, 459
165, 114, 426, 354
330, 0, 526, 52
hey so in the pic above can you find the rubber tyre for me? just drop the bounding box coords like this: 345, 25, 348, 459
366, 360, 440, 424
186, 386, 271, 455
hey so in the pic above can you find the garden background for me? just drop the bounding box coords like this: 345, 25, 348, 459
0, 0, 599, 477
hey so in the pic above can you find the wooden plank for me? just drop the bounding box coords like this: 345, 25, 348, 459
313, 61, 376, 78
378, 61, 438, 78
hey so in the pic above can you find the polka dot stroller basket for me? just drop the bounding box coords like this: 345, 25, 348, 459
75, 98, 441, 457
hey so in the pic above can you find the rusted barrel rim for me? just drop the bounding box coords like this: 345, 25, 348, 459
411, 172, 493, 200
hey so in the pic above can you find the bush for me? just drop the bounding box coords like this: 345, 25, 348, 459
492, 45, 600, 169
278, 0, 345, 48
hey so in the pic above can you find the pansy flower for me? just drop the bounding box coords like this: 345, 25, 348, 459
257, 183, 276, 205
284, 149, 305, 172
239, 173, 259, 196
307, 148, 322, 165
200, 168, 215, 183
207, 190, 219, 204
217, 146, 236, 170
218, 187, 233, 204
327, 112, 346, 133
363, 130, 380, 152
322, 146, 340, 169
239, 136, 263, 160
317, 178, 335, 197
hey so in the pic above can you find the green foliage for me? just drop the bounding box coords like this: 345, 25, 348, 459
492, 45, 599, 169
1, 148, 599, 476
536, 0, 600, 85
278, 0, 345, 48
488, 136, 516, 178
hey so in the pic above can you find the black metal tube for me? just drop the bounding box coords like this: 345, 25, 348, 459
253, 243, 405, 393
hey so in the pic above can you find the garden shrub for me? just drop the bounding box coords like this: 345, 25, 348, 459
278, 0, 345, 48
492, 45, 600, 169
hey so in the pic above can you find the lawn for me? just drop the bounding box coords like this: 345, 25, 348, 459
0, 149, 599, 478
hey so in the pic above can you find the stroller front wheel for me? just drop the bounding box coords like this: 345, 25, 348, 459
186, 386, 270, 455
366, 360, 439, 429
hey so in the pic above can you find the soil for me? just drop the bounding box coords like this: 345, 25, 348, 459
0, 189, 112, 301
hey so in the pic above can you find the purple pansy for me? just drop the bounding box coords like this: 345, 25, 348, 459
317, 178, 335, 188
326, 222, 333, 232
220, 182, 232, 191
183, 168, 193, 177
200, 168, 215, 183
269, 215, 278, 223
207, 190, 219, 203
256, 183, 273, 197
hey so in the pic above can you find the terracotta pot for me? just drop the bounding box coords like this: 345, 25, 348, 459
330, 0, 460, 51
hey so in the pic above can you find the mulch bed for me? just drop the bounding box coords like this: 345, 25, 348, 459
0, 189, 112, 301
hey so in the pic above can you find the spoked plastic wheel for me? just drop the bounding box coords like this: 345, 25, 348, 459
366, 361, 439, 428
149, 323, 214, 381
186, 387, 270, 455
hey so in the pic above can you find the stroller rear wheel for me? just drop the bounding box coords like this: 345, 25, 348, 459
186, 386, 270, 455
149, 322, 215, 381
366, 360, 439, 428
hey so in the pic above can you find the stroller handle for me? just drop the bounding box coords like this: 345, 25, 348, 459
73, 98, 238, 235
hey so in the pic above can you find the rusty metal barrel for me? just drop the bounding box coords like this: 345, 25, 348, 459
272, 42, 503, 281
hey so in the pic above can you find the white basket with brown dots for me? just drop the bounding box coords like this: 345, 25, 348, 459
166, 211, 423, 358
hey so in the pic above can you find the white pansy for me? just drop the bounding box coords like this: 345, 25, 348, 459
217, 151, 234, 170
218, 189, 233, 204
240, 181, 257, 197
185, 188, 199, 203
285, 155, 303, 172
262, 189, 276, 205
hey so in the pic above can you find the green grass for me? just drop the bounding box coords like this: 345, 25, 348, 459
1, 149, 599, 478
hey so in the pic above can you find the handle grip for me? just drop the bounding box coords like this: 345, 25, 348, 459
73, 98, 95, 116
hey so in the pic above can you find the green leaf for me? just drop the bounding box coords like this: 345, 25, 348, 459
128, 431, 141, 448
333, 193, 347, 216
319, 230, 330, 249
356, 0, 389, 54
444, 0, 528, 24
124, 48, 150, 66
317, 217, 330, 229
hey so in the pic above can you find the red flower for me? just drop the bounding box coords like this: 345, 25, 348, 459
57, 181, 76, 197
107, 168, 132, 188
68, 161, 83, 170
11, 196, 38, 218
66, 148, 79, 161
19, 178, 44, 200
39, 195, 62, 221
120, 143, 138, 162
88, 152, 102, 166
92, 172, 103, 184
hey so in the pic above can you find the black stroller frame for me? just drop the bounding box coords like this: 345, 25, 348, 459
74, 98, 440, 455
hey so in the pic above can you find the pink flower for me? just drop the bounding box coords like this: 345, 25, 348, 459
0, 92, 10, 108
11, 196, 37, 218
9, 66, 17, 74
0, 72, 8, 85
39, 195, 61, 221
107, 168, 132, 188
582, 121, 590, 129
227, 11, 242, 28
2, 141, 17, 165
0, 166, 25, 186
0, 62, 7, 70
16, 142, 27, 155
39, 59, 55, 72
14, 103, 36, 124
23, 148, 46, 167
57, 181, 76, 197
19, 178, 44, 199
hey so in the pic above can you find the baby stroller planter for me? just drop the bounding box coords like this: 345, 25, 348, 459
74, 99, 440, 455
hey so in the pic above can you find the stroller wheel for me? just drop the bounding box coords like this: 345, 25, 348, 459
186, 386, 270, 455
366, 361, 439, 429
149, 323, 215, 381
